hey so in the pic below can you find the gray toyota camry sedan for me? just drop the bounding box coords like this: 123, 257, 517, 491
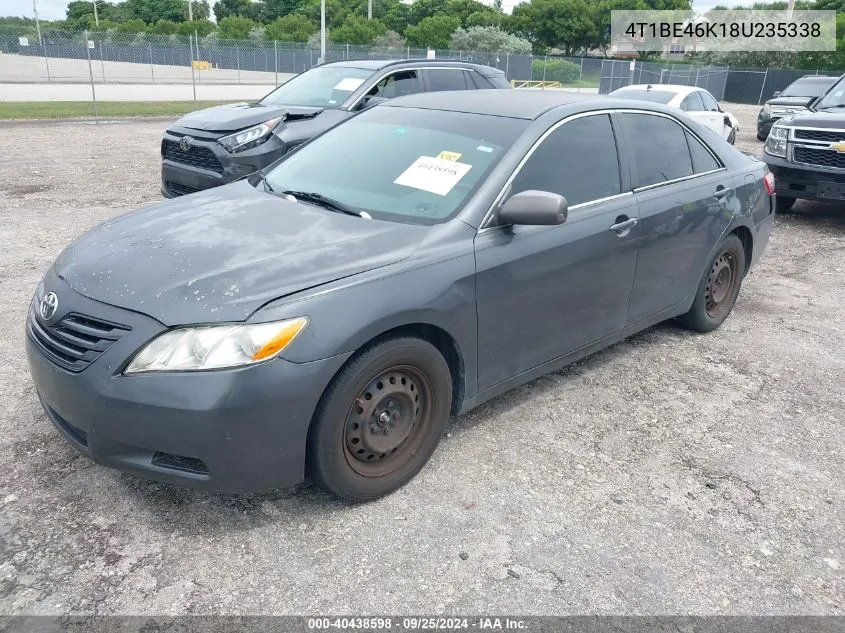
26, 90, 775, 501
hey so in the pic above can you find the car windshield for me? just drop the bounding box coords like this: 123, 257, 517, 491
610, 88, 675, 104
781, 77, 837, 97
263, 106, 528, 225
260, 66, 375, 108
813, 76, 845, 109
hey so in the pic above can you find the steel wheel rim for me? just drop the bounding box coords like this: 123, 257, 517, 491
343, 365, 434, 477
705, 250, 739, 319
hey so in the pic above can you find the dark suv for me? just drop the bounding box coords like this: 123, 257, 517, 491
160, 59, 511, 197
762, 72, 845, 212
756, 74, 837, 140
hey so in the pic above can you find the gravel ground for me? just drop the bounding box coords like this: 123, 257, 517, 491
0, 102, 843, 616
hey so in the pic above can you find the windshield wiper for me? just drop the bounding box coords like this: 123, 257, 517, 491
279, 190, 367, 218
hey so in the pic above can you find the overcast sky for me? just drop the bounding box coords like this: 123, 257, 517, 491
1, 0, 752, 22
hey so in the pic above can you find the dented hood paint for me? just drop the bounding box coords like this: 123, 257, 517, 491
173, 101, 324, 133
54, 181, 427, 325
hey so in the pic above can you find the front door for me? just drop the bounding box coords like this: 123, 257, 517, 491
474, 113, 640, 391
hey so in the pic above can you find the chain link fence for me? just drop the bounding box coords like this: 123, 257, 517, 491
1, 25, 839, 118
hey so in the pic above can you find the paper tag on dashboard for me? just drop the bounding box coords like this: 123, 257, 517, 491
394, 156, 472, 196
333, 77, 365, 91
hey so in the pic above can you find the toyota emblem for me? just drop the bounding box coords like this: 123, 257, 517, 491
40, 292, 59, 321
179, 136, 193, 151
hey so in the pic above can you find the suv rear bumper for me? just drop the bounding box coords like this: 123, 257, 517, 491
763, 153, 845, 202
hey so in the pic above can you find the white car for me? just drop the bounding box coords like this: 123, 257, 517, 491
609, 84, 739, 145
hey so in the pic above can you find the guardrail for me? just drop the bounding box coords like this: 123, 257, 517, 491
511, 80, 562, 89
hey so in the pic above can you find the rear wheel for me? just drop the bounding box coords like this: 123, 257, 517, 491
775, 195, 796, 214
307, 336, 452, 501
679, 234, 746, 333
728, 129, 736, 144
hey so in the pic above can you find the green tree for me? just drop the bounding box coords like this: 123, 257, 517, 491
257, 0, 309, 22
331, 15, 387, 44
466, 11, 502, 27
450, 25, 531, 53
380, 2, 412, 35
404, 15, 460, 48
115, 17, 149, 32
507, 0, 598, 55
265, 14, 315, 41
176, 18, 217, 35
217, 15, 258, 38
124, 0, 186, 24
150, 18, 179, 33
213, 0, 260, 21
373, 30, 406, 49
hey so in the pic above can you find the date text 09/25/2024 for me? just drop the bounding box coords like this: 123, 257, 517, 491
307, 618, 528, 630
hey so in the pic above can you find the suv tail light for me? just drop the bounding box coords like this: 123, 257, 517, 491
763, 171, 775, 195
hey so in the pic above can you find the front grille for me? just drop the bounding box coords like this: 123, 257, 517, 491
28, 307, 131, 372
165, 181, 201, 197
162, 139, 224, 174
793, 128, 845, 143
794, 146, 845, 170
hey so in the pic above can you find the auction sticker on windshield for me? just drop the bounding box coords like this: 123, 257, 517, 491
334, 77, 366, 91
394, 156, 472, 196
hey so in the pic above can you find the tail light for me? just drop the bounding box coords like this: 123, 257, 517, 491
763, 171, 775, 195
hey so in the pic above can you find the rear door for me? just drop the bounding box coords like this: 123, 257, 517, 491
680, 90, 722, 138
699, 90, 732, 140
423, 68, 471, 92
474, 112, 640, 390
615, 111, 734, 323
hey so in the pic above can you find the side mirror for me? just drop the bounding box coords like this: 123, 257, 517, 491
362, 95, 389, 109
497, 190, 568, 226
773, 90, 782, 97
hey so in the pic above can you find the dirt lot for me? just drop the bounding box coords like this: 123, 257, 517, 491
0, 102, 843, 616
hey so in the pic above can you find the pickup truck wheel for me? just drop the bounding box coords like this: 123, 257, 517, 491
756, 132, 766, 141
776, 195, 796, 214
679, 234, 746, 333
307, 336, 452, 502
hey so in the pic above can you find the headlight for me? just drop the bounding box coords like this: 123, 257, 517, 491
761, 104, 771, 117
218, 117, 281, 153
765, 124, 789, 158
125, 317, 307, 374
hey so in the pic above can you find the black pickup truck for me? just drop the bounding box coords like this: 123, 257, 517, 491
763, 72, 845, 213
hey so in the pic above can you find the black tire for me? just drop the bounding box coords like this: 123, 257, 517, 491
775, 195, 796, 214
679, 234, 747, 333
756, 132, 767, 141
728, 129, 736, 145
307, 336, 452, 501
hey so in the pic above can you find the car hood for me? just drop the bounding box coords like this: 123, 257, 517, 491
778, 109, 845, 129
766, 96, 815, 107
54, 181, 427, 325
173, 101, 324, 133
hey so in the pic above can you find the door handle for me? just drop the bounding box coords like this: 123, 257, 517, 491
609, 217, 638, 233
713, 186, 733, 199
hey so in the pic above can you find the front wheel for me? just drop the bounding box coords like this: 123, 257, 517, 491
307, 336, 452, 501
728, 129, 736, 144
679, 234, 747, 333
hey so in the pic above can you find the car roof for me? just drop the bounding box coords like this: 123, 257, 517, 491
384, 89, 609, 120
323, 58, 503, 73
616, 84, 705, 97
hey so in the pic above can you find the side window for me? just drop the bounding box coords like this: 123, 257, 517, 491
427, 69, 469, 92
510, 114, 621, 207
699, 91, 720, 112
368, 71, 420, 100
681, 91, 705, 111
619, 113, 693, 188
467, 70, 493, 89
686, 130, 721, 173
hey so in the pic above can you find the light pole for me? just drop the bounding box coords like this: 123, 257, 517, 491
32, 0, 42, 44
368, 0, 372, 20
93, 0, 99, 25
187, 0, 193, 21
320, 0, 326, 63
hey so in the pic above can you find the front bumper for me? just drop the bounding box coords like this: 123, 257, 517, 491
160, 127, 287, 198
25, 272, 350, 493
763, 152, 845, 202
